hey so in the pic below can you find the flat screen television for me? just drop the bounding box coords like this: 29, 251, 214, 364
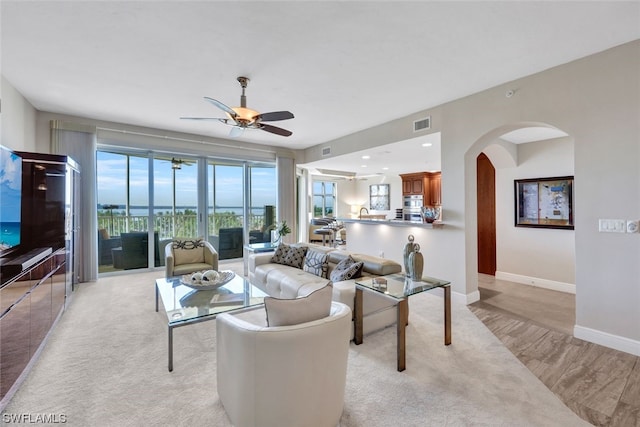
0, 145, 23, 257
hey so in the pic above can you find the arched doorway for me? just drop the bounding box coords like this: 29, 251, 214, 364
465, 122, 575, 299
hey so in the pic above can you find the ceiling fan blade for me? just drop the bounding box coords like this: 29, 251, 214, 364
180, 117, 226, 121
260, 123, 292, 137
255, 111, 294, 122
204, 97, 237, 118
229, 126, 245, 138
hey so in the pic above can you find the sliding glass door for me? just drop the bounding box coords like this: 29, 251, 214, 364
96, 151, 152, 273
153, 156, 199, 267
97, 149, 277, 273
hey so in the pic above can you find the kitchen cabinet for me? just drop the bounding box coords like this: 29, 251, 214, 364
429, 173, 441, 206
400, 172, 442, 206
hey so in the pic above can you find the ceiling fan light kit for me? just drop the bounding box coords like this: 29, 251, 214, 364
181, 76, 294, 137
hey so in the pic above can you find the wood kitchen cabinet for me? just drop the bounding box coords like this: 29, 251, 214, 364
400, 171, 442, 206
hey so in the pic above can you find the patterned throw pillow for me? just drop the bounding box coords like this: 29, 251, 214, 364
271, 243, 308, 269
172, 237, 205, 265
330, 255, 364, 282
264, 283, 333, 326
303, 249, 329, 278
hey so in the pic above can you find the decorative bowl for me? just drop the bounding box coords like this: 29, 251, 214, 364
421, 206, 441, 223
180, 270, 235, 290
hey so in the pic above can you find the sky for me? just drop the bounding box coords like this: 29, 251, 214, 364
0, 147, 22, 223
96, 151, 276, 209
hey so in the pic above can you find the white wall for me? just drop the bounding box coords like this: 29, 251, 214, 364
304, 40, 640, 356
1, 76, 36, 151
495, 137, 575, 287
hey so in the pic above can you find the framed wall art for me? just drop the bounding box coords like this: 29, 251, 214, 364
514, 176, 574, 229
369, 184, 390, 210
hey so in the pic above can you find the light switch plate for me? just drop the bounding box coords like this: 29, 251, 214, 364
599, 219, 627, 232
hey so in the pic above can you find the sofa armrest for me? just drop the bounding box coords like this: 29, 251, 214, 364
331, 280, 356, 311
248, 252, 274, 274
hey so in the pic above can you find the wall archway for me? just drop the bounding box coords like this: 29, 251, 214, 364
463, 121, 573, 302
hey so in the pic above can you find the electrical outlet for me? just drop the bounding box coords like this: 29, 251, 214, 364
627, 220, 639, 233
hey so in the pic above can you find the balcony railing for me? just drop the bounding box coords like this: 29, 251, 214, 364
98, 213, 266, 240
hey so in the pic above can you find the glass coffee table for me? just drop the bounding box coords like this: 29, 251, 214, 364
354, 273, 451, 372
155, 274, 267, 371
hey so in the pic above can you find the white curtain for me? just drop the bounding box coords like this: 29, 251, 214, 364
276, 156, 296, 243
50, 120, 98, 282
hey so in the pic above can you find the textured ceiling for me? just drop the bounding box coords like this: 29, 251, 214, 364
2, 1, 639, 161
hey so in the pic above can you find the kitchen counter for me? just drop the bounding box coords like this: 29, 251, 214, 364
340, 218, 444, 229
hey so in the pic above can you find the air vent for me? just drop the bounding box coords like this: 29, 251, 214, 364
321, 146, 331, 156
413, 116, 431, 132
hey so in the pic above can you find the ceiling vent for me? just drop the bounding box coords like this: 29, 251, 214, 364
413, 116, 431, 132
321, 146, 331, 156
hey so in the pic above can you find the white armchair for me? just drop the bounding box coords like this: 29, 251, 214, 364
216, 302, 352, 427
165, 238, 218, 278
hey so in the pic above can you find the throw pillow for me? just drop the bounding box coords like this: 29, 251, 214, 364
270, 242, 291, 264
303, 249, 329, 278
172, 237, 205, 265
271, 243, 308, 269
264, 283, 333, 327
330, 255, 364, 282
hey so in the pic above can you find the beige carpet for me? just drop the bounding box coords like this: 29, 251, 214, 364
2, 267, 589, 426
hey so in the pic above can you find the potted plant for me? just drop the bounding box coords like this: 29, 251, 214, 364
271, 220, 291, 243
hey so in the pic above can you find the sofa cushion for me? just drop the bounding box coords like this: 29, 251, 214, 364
271, 243, 308, 269
172, 237, 205, 265
303, 248, 329, 278
264, 283, 333, 326
327, 251, 401, 276
330, 255, 364, 282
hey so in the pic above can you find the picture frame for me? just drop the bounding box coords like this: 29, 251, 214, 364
369, 184, 390, 210
514, 176, 574, 229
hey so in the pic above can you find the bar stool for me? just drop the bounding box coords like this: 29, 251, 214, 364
311, 218, 334, 246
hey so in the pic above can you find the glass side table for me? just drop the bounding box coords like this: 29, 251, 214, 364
354, 273, 451, 372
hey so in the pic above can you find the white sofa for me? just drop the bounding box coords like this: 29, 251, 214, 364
216, 301, 351, 427
248, 244, 403, 337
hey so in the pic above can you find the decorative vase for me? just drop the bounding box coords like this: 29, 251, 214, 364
270, 230, 280, 244
408, 244, 423, 280
403, 235, 417, 276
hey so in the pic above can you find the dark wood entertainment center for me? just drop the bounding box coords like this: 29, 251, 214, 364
0, 151, 79, 405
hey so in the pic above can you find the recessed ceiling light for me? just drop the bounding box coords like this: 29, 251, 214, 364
422, 143, 432, 147
382, 167, 389, 170
362, 155, 370, 160
361, 165, 367, 168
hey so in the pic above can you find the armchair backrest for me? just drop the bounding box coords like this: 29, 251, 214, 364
216, 302, 351, 427
165, 239, 219, 277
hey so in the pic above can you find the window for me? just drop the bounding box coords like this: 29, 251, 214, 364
96, 148, 277, 272
313, 181, 335, 217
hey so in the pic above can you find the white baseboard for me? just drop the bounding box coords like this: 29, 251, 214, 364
495, 271, 575, 294
574, 325, 640, 357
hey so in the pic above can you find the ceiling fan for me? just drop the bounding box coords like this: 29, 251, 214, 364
181, 76, 294, 137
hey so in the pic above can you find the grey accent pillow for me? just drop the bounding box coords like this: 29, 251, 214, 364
330, 255, 364, 282
172, 237, 205, 265
264, 283, 333, 327
303, 249, 329, 278
271, 243, 308, 269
